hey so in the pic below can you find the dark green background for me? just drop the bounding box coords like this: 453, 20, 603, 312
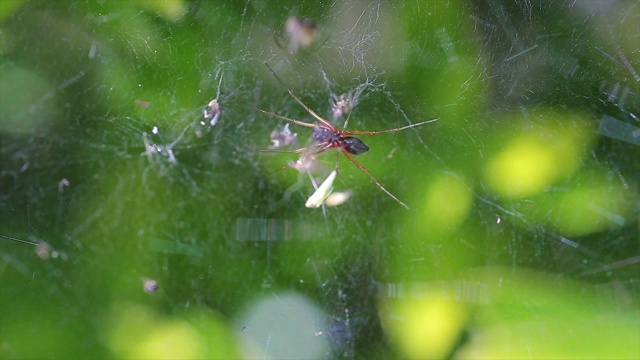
1, 1, 638, 358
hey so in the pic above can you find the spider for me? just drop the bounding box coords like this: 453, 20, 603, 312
255, 70, 437, 209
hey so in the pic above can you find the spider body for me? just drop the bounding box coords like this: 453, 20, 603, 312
312, 126, 370, 155
342, 136, 369, 155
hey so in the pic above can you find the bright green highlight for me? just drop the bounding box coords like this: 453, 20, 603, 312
483, 111, 595, 198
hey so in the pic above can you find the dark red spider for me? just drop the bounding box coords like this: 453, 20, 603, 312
255, 74, 437, 209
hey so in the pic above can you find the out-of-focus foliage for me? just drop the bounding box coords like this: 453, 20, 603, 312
1, 0, 638, 359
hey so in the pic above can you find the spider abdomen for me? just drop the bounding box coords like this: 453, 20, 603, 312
343, 136, 369, 155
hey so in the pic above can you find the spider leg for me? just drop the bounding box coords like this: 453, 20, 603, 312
252, 107, 316, 128
260, 142, 325, 154
343, 118, 438, 136
215, 70, 223, 98
0, 233, 39, 246
340, 148, 410, 210
266, 162, 296, 177
283, 88, 336, 130
342, 111, 353, 130
264, 143, 332, 177
310, 143, 334, 156
263, 62, 336, 130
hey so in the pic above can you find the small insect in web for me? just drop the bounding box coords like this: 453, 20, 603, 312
255, 64, 438, 209
285, 16, 318, 53
269, 123, 298, 149
319, 67, 369, 121
305, 170, 337, 208
197, 71, 225, 138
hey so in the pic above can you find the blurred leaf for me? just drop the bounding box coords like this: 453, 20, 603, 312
0, 0, 25, 23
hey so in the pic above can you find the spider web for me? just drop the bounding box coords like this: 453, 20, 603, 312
1, 1, 638, 359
